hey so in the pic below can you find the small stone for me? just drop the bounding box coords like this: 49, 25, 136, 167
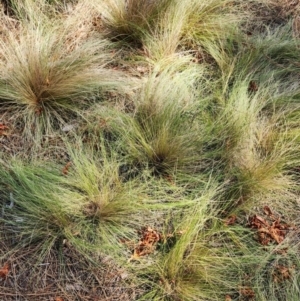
62, 124, 75, 132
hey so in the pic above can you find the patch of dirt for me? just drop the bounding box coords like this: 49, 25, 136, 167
0, 241, 140, 301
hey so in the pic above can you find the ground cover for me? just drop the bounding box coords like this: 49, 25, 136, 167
0, 0, 299, 300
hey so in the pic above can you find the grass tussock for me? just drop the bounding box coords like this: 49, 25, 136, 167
103, 61, 204, 176
94, 0, 172, 47
0, 147, 147, 261
0, 2, 126, 142
195, 74, 300, 210
136, 189, 265, 301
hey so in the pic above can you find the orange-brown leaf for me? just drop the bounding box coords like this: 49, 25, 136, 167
273, 265, 294, 283
269, 226, 285, 244
254, 215, 269, 226
62, 162, 72, 175
240, 286, 255, 297
278, 266, 291, 279
225, 215, 236, 226
0, 123, 9, 136
249, 215, 269, 229
263, 205, 273, 217
132, 227, 161, 259
250, 207, 298, 246
0, 123, 8, 131
225, 295, 232, 301
0, 263, 10, 279
55, 297, 64, 301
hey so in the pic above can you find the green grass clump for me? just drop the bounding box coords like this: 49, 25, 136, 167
0, 1, 125, 143
199, 76, 300, 211
102, 61, 204, 176
94, 0, 172, 47
134, 189, 261, 301
214, 22, 300, 99
96, 0, 243, 64
63, 145, 147, 255
0, 147, 145, 264
0, 159, 78, 275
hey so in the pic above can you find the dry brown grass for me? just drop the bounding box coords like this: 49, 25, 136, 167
0, 240, 139, 301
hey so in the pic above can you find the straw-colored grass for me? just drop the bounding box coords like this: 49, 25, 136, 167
0, 0, 299, 300
0, 1, 126, 143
